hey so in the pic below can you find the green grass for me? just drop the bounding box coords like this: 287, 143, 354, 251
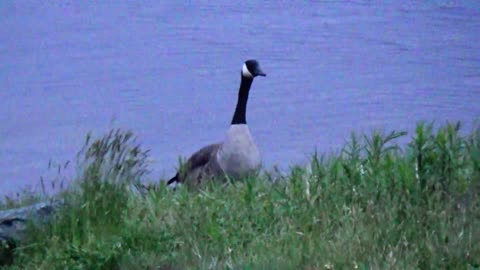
1, 191, 42, 211
2, 122, 480, 269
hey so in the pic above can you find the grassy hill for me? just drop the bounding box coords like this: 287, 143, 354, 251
2, 122, 479, 269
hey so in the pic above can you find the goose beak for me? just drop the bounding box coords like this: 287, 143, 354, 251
255, 67, 266, 77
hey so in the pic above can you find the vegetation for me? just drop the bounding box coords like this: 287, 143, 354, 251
1, 122, 479, 269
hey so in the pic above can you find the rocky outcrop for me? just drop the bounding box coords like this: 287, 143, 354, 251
0, 200, 63, 266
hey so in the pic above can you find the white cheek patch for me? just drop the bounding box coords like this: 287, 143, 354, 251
242, 63, 253, 78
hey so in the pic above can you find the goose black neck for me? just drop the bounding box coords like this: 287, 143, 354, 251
231, 75, 253, 125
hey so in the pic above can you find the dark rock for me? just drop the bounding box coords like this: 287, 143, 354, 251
0, 199, 63, 265
0, 234, 15, 266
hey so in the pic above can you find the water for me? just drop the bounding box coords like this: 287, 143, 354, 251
1, 1, 479, 196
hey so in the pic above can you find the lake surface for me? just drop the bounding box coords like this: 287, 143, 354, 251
1, 1, 479, 196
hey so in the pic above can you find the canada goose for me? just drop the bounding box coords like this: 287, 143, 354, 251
167, 59, 266, 187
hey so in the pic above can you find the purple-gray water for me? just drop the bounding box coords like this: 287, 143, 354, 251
1, 1, 479, 196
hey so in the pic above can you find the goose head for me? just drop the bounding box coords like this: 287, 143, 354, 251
241, 59, 266, 78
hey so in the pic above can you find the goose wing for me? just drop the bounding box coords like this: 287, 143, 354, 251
167, 143, 221, 185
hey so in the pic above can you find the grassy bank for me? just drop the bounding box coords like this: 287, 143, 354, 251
2, 123, 480, 269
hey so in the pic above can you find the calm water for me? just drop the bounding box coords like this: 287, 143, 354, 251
1, 1, 479, 196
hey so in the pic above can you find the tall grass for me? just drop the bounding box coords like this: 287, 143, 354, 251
2, 123, 479, 269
